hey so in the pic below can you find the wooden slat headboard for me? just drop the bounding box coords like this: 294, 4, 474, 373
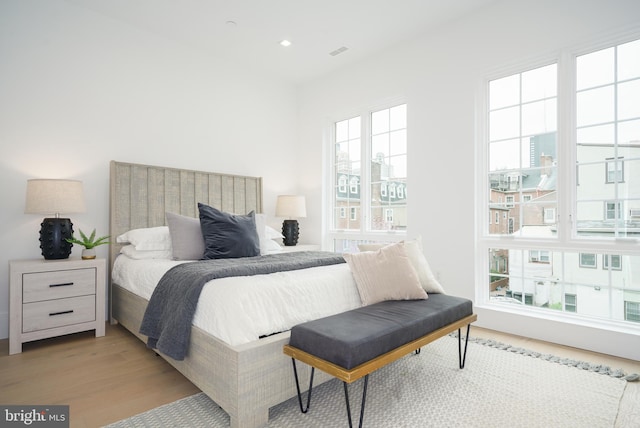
109, 160, 263, 276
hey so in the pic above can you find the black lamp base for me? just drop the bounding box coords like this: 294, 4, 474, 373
282, 219, 299, 246
39, 218, 74, 260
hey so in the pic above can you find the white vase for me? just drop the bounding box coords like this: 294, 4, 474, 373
81, 248, 96, 260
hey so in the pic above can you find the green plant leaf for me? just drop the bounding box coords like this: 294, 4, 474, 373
65, 228, 110, 249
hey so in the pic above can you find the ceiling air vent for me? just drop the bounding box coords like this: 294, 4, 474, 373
329, 46, 349, 56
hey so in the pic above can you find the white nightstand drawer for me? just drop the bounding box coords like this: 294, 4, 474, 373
23, 268, 96, 303
9, 258, 106, 354
22, 295, 96, 333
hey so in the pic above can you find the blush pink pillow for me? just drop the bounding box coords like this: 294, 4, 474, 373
344, 241, 428, 305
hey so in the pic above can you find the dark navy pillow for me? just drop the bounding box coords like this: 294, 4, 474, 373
198, 203, 260, 259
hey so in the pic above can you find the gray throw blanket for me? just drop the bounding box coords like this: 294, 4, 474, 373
139, 251, 346, 360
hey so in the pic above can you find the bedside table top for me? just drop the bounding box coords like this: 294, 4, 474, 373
10, 258, 105, 272
279, 244, 321, 252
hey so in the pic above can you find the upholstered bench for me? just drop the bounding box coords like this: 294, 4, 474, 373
283, 294, 476, 428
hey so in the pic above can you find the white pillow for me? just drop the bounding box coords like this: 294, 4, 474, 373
265, 225, 284, 240
262, 239, 283, 253
344, 241, 427, 306
255, 214, 285, 254
404, 237, 446, 294
116, 226, 171, 251
120, 245, 172, 260
357, 237, 446, 294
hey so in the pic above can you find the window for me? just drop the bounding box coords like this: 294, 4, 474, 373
330, 103, 407, 250
511, 292, 533, 305
338, 175, 347, 193
481, 35, 640, 327
565, 294, 577, 313
625, 302, 640, 322
529, 250, 550, 263
487, 63, 557, 238
349, 176, 359, 195
605, 157, 624, 183
603, 254, 622, 270
340, 207, 346, 218
544, 208, 555, 224
579, 253, 597, 268
604, 201, 622, 221
350, 207, 357, 221
576, 38, 640, 237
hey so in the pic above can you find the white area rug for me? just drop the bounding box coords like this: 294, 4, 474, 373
105, 335, 638, 427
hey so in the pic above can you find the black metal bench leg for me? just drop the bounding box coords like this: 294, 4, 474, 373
458, 323, 472, 369
343, 374, 369, 428
291, 358, 315, 413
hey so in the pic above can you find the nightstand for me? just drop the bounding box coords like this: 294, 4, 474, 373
279, 244, 321, 252
9, 258, 106, 355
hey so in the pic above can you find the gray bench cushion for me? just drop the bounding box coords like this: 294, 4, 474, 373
288, 294, 473, 370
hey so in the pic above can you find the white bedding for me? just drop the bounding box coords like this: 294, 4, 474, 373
112, 255, 362, 346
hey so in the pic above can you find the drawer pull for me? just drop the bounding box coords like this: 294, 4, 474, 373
49, 310, 74, 317
49, 282, 74, 288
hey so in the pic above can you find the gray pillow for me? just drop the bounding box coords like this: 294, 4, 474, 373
198, 203, 260, 259
165, 212, 206, 260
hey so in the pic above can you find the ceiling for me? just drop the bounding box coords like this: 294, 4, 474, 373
65, 0, 498, 84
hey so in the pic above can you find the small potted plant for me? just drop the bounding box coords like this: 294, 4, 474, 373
66, 229, 110, 260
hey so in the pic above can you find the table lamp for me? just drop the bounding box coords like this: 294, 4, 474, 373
275, 195, 306, 246
25, 179, 86, 260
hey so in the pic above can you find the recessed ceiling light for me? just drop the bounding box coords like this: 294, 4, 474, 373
280, 40, 292, 47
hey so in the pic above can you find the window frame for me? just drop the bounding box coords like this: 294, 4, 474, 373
579, 253, 597, 268
565, 293, 577, 313
475, 29, 640, 328
625, 301, 640, 322
602, 254, 622, 270
529, 249, 550, 263
326, 99, 408, 250
605, 157, 624, 184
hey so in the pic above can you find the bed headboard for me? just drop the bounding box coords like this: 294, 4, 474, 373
109, 160, 263, 279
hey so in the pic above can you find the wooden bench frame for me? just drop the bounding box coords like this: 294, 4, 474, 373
283, 313, 477, 427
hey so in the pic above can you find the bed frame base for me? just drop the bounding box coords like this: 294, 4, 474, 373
111, 283, 333, 428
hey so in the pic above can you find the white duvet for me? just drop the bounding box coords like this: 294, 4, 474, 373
112, 255, 362, 346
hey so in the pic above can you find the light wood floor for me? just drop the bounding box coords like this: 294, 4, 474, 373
1, 323, 639, 428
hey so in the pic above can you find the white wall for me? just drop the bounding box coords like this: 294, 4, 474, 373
0, 0, 299, 338
2, 0, 639, 358
297, 0, 640, 359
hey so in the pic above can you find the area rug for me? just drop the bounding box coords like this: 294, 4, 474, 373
104, 335, 639, 427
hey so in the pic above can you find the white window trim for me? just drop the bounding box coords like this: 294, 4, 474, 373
474, 28, 640, 336
325, 98, 408, 248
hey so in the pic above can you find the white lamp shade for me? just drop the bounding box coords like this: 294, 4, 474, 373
275, 195, 307, 218
25, 179, 86, 215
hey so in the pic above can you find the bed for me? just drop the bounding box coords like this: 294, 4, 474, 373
108, 161, 340, 428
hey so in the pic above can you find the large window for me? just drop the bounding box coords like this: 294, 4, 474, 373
576, 39, 640, 236
481, 35, 640, 326
330, 103, 407, 252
